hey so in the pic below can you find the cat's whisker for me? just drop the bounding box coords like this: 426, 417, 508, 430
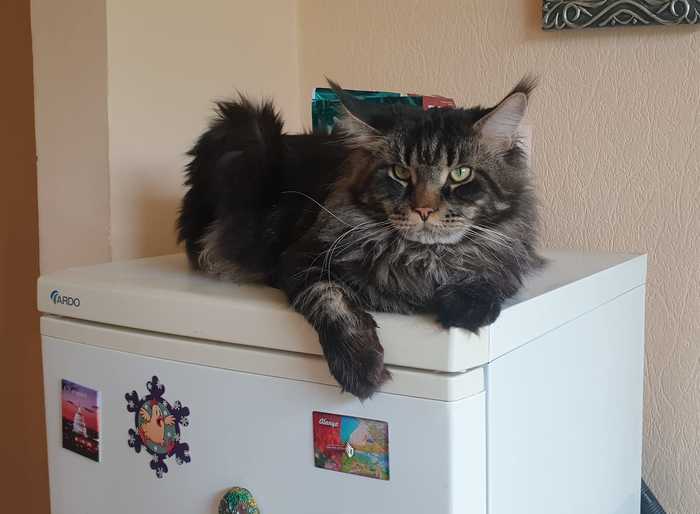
456, 226, 508, 264
471, 226, 522, 268
332, 228, 392, 266
462, 224, 524, 271
280, 191, 354, 227
292, 220, 391, 281
321, 221, 381, 281
292, 252, 328, 281
471, 224, 516, 244
328, 221, 392, 259
463, 225, 512, 250
332, 222, 393, 257
320, 227, 359, 281
324, 221, 394, 281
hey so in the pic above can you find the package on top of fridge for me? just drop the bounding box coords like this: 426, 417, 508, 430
312, 87, 455, 134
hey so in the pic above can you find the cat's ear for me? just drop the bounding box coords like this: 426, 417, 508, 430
327, 78, 385, 148
474, 76, 536, 152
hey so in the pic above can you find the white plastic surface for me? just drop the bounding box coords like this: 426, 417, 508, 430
37, 250, 646, 372
40, 250, 647, 514
487, 286, 645, 514
41, 316, 484, 402
43, 336, 486, 514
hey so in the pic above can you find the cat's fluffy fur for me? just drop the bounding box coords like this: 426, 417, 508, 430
178, 78, 543, 399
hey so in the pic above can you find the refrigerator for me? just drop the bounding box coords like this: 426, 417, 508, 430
38, 249, 646, 514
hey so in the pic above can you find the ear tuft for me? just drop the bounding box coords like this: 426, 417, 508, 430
326, 77, 383, 148
325, 77, 343, 95
508, 74, 538, 99
475, 75, 537, 145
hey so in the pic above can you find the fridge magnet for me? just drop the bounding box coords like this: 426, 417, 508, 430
312, 411, 390, 480
125, 375, 191, 478
218, 487, 260, 514
61, 379, 100, 462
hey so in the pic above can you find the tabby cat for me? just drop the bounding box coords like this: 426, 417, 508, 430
178, 78, 543, 399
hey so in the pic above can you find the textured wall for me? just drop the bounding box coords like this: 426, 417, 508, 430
298, 1, 700, 512
106, 0, 302, 260
30, 1, 699, 509
32, 0, 302, 268
31, 0, 111, 273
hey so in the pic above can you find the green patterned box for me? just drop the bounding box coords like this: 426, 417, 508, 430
312, 87, 454, 134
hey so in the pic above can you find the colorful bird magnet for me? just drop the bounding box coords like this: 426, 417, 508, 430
125, 375, 191, 478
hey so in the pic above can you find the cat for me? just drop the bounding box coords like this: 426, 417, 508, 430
177, 77, 543, 399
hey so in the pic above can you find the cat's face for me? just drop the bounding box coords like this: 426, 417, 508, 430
334, 79, 534, 245
370, 144, 503, 245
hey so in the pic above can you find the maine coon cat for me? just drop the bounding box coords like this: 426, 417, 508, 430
178, 78, 543, 399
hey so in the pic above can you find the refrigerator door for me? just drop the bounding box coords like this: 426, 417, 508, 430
43, 334, 486, 514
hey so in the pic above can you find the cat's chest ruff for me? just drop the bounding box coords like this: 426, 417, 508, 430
365, 244, 462, 294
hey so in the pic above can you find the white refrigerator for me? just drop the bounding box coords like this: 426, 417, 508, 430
38, 249, 646, 514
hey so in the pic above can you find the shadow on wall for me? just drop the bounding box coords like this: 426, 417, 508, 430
133, 178, 182, 258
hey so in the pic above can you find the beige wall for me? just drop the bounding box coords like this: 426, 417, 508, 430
32, 1, 698, 511
106, 0, 302, 260
33, 0, 302, 267
31, 0, 111, 273
299, 1, 699, 512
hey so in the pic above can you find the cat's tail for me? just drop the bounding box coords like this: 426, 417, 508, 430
213, 96, 285, 177
177, 96, 285, 276
200, 96, 285, 200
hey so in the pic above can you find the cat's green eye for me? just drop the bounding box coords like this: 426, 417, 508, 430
450, 165, 473, 183
389, 166, 411, 182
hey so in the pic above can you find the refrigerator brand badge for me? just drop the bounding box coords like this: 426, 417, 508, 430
61, 379, 100, 461
125, 375, 191, 478
50, 289, 80, 307
312, 411, 390, 480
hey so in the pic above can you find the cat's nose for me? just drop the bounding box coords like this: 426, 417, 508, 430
413, 207, 436, 222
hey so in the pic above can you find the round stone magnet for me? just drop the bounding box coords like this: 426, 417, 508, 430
218, 487, 260, 514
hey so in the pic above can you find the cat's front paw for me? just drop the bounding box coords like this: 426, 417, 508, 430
435, 284, 503, 333
320, 322, 391, 400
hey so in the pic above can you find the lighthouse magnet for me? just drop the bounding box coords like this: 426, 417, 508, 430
125, 375, 191, 478
61, 379, 101, 462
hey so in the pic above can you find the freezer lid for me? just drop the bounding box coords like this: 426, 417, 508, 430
37, 249, 646, 372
